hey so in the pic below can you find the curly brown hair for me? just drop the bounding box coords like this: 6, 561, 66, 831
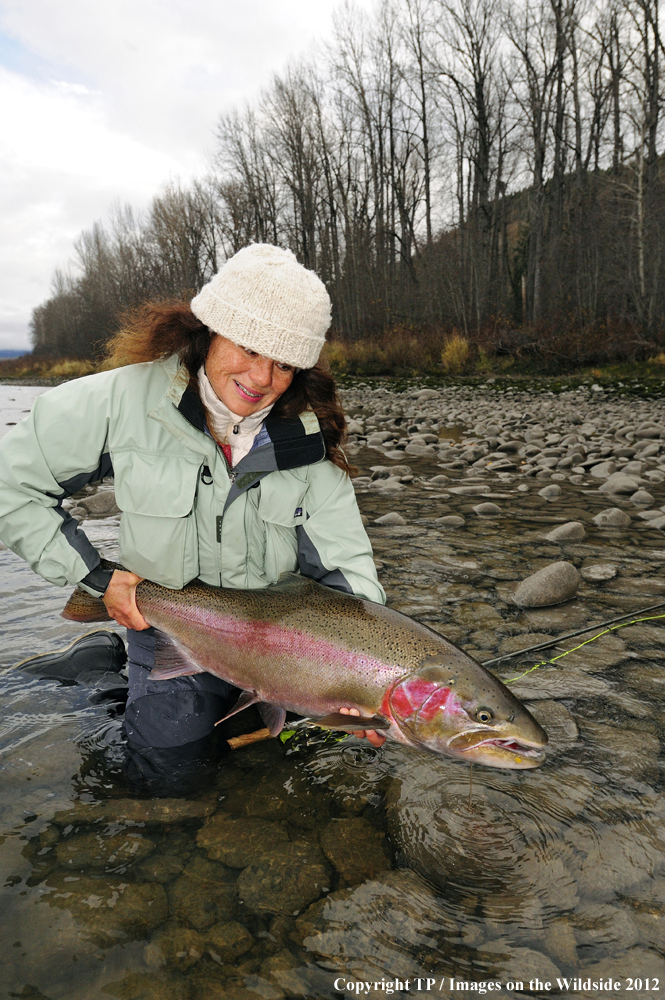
105, 300, 354, 474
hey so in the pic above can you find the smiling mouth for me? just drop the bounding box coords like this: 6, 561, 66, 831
234, 380, 264, 401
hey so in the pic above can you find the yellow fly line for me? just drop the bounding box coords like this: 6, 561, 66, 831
504, 612, 665, 685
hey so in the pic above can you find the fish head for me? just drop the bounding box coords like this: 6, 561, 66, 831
386, 652, 547, 769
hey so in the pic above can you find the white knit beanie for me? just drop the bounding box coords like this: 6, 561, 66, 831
190, 244, 331, 370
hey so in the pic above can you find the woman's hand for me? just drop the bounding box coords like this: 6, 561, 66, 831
339, 707, 386, 748
102, 569, 149, 630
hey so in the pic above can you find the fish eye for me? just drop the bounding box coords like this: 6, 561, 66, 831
476, 708, 493, 724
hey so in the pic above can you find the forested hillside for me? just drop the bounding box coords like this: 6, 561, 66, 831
30, 0, 665, 369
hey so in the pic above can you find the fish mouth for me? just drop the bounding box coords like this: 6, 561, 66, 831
447, 729, 547, 767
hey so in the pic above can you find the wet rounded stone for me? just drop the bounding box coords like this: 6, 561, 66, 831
545, 521, 586, 541
598, 472, 641, 494
168, 856, 236, 929
631, 488, 655, 505
55, 831, 155, 870
144, 926, 205, 970
135, 853, 186, 883
385, 756, 592, 899
592, 507, 632, 527
577, 718, 659, 780
477, 940, 561, 983
196, 815, 291, 869
54, 796, 216, 827
235, 841, 330, 917
513, 561, 581, 607
435, 514, 465, 528
102, 971, 191, 1000
521, 700, 578, 754
205, 920, 255, 963
295, 869, 456, 981
78, 489, 120, 516
571, 902, 640, 956
565, 822, 665, 901
570, 949, 665, 997
45, 871, 168, 945
473, 502, 501, 516
580, 562, 618, 581
319, 817, 392, 885
497, 633, 556, 654
374, 512, 406, 525
538, 484, 562, 498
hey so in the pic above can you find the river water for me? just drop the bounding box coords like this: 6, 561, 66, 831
0, 381, 665, 1000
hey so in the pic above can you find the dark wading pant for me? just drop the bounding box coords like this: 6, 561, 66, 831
123, 627, 237, 794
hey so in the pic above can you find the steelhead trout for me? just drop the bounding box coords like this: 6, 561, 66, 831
63, 572, 547, 768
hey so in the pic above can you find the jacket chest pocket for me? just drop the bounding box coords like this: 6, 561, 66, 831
112, 451, 203, 588
256, 475, 308, 528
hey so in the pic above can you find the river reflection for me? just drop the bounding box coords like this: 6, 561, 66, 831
0, 383, 665, 999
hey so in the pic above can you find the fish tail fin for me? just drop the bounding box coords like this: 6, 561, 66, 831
61, 587, 112, 622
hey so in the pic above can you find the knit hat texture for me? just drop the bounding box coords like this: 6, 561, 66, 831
191, 244, 331, 369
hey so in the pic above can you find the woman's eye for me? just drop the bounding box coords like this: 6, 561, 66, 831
277, 363, 293, 373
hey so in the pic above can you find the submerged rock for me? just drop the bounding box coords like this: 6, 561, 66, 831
196, 814, 290, 868
44, 871, 168, 945
473, 502, 502, 516
513, 561, 581, 607
435, 514, 465, 528
319, 817, 392, 885
598, 472, 641, 494
168, 856, 236, 929
55, 831, 155, 871
580, 562, 617, 582
631, 488, 655, 505
235, 841, 330, 917
477, 940, 561, 984
592, 507, 632, 527
205, 920, 255, 963
54, 797, 216, 827
538, 484, 562, 498
374, 512, 406, 526
295, 869, 455, 981
545, 521, 586, 541
145, 927, 206, 970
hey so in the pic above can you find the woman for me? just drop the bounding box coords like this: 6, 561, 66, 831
0, 245, 385, 784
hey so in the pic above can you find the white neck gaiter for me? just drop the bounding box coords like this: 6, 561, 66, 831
197, 366, 274, 466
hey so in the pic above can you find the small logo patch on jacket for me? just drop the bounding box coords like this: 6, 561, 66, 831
294, 507, 303, 518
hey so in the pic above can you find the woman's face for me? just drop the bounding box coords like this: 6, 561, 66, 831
205, 335, 296, 416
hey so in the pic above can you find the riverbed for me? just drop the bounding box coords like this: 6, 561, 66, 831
1, 379, 665, 999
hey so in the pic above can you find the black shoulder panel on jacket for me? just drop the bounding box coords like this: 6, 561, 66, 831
178, 385, 207, 433
265, 412, 326, 470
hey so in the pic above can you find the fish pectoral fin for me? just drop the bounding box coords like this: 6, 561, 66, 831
258, 704, 287, 737
214, 689, 261, 726
315, 713, 391, 732
150, 634, 204, 680
61, 587, 112, 623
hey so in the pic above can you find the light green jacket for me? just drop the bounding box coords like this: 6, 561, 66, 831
0, 357, 385, 605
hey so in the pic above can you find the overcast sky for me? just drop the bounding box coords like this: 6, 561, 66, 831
0, 0, 370, 351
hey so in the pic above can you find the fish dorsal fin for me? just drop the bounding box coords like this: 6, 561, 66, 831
315, 713, 391, 732
269, 572, 316, 595
150, 633, 204, 680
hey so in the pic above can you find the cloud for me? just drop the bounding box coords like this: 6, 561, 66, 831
0, 0, 368, 348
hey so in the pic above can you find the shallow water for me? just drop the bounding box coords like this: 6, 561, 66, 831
1, 383, 665, 999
